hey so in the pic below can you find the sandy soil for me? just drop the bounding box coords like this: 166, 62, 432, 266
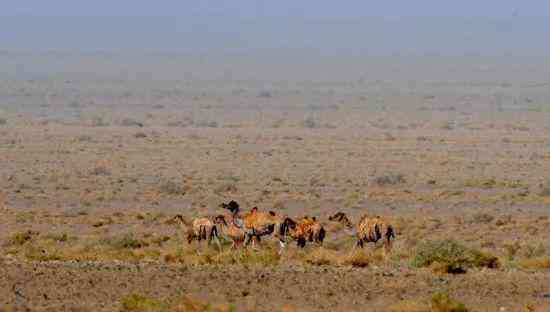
2, 52, 550, 311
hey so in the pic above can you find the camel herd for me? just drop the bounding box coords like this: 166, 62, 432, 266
171, 200, 395, 253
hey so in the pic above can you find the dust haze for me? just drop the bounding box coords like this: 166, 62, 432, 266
1, 11, 550, 312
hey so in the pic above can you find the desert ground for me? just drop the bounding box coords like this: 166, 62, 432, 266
1, 52, 550, 311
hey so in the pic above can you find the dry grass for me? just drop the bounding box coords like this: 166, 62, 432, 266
388, 300, 429, 312
431, 293, 468, 312
519, 256, 550, 269
119, 292, 236, 312
174, 294, 236, 312
341, 250, 371, 268
304, 248, 372, 267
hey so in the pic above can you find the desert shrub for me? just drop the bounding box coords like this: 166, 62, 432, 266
91, 115, 109, 127
471, 213, 494, 224
63, 207, 89, 217
304, 248, 338, 266
431, 293, 468, 312
521, 242, 547, 259
175, 294, 236, 312
440, 121, 455, 130
539, 187, 550, 197
388, 300, 429, 312
137, 212, 166, 224
24, 244, 62, 261
134, 132, 147, 138
102, 234, 147, 249
158, 180, 184, 195
44, 232, 72, 243
215, 182, 237, 193
464, 178, 496, 189
374, 173, 406, 186
503, 241, 521, 261
92, 217, 114, 228
302, 116, 317, 129
196, 120, 218, 128
15, 212, 35, 223
0, 118, 7, 125
412, 239, 499, 273
6, 230, 38, 246
91, 166, 111, 176
150, 235, 171, 247
495, 215, 513, 226
341, 250, 370, 268
120, 292, 166, 311
78, 135, 93, 142
206, 249, 281, 266
120, 118, 144, 127
384, 132, 396, 141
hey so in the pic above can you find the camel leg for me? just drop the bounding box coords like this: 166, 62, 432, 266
355, 238, 364, 249
244, 232, 253, 248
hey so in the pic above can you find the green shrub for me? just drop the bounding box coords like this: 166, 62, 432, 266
102, 234, 148, 249
6, 230, 38, 246
44, 232, 73, 243
431, 293, 468, 312
24, 245, 62, 261
120, 292, 166, 311
412, 239, 499, 273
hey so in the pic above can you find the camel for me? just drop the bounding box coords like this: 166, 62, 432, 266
356, 215, 395, 252
170, 215, 221, 252
329, 212, 395, 252
280, 216, 326, 248
213, 215, 246, 249
219, 201, 284, 249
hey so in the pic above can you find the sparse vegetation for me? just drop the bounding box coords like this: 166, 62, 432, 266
519, 256, 550, 269
120, 118, 144, 127
15, 212, 35, 223
6, 230, 38, 246
374, 173, 406, 186
91, 166, 111, 176
134, 132, 148, 138
389, 300, 429, 312
431, 293, 468, 312
120, 292, 166, 311
471, 212, 494, 224
158, 180, 184, 195
91, 115, 109, 127
102, 233, 148, 250
412, 239, 499, 273
2, 54, 550, 311
302, 116, 317, 128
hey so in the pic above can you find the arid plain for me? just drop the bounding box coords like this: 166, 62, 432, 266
1, 52, 550, 311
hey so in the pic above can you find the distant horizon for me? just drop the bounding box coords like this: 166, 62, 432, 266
2, 15, 550, 52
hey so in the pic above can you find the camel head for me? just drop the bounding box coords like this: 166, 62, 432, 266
220, 200, 240, 215
329, 212, 354, 228
170, 214, 191, 227
213, 215, 228, 226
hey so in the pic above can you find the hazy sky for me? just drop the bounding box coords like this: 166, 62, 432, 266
2, 0, 550, 18
2, 1, 550, 51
